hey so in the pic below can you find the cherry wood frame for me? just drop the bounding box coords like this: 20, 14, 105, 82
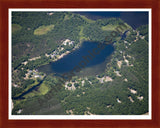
0, 0, 160, 128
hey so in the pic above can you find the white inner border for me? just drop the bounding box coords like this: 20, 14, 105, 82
9, 8, 152, 120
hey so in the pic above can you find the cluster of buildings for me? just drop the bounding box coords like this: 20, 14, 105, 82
62, 39, 74, 46
45, 39, 75, 59
24, 69, 44, 80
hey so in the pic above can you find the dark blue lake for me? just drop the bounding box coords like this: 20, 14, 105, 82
38, 12, 148, 75
75, 11, 148, 29
38, 42, 114, 74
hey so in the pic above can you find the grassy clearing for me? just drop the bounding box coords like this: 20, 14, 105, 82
101, 24, 118, 31
78, 26, 89, 42
24, 82, 49, 98
34, 24, 54, 35
102, 23, 132, 32
64, 14, 70, 21
38, 82, 49, 95
12, 24, 22, 33
80, 15, 95, 23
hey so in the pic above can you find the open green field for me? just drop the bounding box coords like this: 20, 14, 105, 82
24, 82, 49, 98
101, 23, 131, 32
12, 24, 22, 33
101, 24, 118, 31
37, 82, 49, 95
78, 26, 89, 42
34, 24, 54, 35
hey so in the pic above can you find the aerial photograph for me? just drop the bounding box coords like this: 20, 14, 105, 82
10, 10, 150, 116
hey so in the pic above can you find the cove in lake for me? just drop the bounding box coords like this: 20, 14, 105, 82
38, 41, 114, 75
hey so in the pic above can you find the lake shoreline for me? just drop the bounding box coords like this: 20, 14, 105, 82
38, 41, 114, 74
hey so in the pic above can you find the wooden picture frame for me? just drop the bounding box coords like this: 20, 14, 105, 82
0, 0, 160, 127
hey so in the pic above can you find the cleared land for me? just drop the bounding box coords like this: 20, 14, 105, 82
101, 23, 131, 32
12, 24, 22, 33
101, 24, 118, 31
34, 25, 54, 35
24, 82, 49, 98
78, 26, 89, 42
